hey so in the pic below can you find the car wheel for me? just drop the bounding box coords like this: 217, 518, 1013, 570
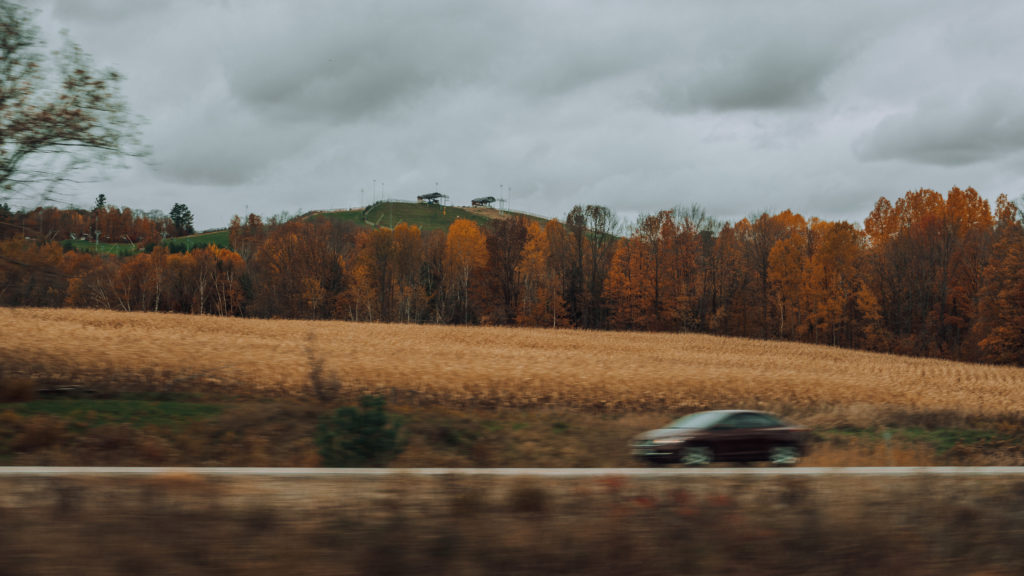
768, 445, 800, 467
680, 446, 714, 467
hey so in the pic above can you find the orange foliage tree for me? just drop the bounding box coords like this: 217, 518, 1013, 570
516, 220, 567, 327
249, 220, 346, 319
482, 216, 529, 325
444, 219, 488, 324
8, 186, 1024, 366
864, 188, 993, 357
974, 195, 1024, 363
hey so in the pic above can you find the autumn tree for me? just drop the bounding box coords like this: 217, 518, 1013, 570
392, 222, 426, 322
604, 207, 715, 332
419, 229, 448, 322
444, 218, 488, 324
516, 219, 567, 327
673, 205, 721, 331
0, 1, 143, 202
345, 225, 426, 322
249, 220, 346, 319
605, 233, 645, 330
606, 211, 674, 330
974, 195, 1024, 364
738, 212, 792, 338
864, 188, 993, 357
853, 279, 890, 351
0, 238, 65, 306
483, 215, 529, 324
709, 220, 758, 335
62, 249, 113, 308
228, 213, 267, 261
804, 220, 863, 346
563, 205, 618, 328
767, 217, 809, 339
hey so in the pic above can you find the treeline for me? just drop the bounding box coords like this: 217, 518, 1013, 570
0, 199, 195, 247
1, 188, 1023, 365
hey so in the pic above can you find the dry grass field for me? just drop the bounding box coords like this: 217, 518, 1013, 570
3, 307, 1024, 427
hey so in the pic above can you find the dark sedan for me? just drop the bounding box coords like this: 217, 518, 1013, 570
631, 410, 810, 466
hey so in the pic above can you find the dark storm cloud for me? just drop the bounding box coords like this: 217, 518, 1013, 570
218, 2, 644, 123
644, 2, 876, 113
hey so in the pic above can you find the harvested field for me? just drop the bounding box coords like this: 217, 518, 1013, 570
3, 308, 1024, 425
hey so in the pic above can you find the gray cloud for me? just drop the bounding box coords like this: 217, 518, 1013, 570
151, 82, 316, 187
856, 84, 1024, 166
16, 0, 1024, 229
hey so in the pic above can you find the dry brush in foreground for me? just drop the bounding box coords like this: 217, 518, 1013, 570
3, 471, 1024, 575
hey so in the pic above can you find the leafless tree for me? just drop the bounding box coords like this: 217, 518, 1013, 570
0, 0, 144, 204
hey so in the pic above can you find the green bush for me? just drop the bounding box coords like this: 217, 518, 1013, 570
316, 396, 405, 467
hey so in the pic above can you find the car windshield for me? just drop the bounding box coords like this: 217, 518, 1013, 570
665, 411, 726, 429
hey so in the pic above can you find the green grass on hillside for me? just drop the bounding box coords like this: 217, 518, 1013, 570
163, 229, 230, 252
60, 230, 229, 256
61, 239, 139, 256
311, 202, 527, 231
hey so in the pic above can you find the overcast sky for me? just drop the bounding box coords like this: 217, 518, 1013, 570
20, 0, 1024, 230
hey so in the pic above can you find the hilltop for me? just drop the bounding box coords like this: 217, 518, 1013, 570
156, 201, 547, 251
305, 201, 548, 232
72, 201, 548, 255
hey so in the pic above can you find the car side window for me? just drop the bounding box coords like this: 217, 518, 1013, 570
716, 415, 743, 429
723, 413, 778, 429
737, 414, 762, 429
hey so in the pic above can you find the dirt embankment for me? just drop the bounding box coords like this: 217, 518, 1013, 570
2, 471, 1024, 575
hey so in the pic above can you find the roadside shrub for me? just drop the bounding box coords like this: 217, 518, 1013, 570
315, 395, 404, 467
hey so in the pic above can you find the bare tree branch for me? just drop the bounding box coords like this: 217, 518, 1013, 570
0, 1, 145, 204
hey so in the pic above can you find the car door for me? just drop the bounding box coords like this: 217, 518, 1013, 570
746, 413, 796, 458
716, 412, 774, 459
707, 414, 753, 460
736, 412, 780, 459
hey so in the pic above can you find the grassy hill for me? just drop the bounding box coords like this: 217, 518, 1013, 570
58, 203, 545, 255
61, 238, 140, 256
309, 201, 547, 231
164, 229, 230, 251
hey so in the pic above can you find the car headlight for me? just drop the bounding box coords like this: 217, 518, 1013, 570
652, 438, 683, 445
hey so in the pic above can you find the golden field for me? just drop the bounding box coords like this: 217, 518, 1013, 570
3, 307, 1023, 424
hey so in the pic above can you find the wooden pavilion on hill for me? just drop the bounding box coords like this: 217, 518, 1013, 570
471, 196, 496, 207
416, 192, 448, 205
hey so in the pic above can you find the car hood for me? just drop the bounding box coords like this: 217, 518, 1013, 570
634, 428, 696, 442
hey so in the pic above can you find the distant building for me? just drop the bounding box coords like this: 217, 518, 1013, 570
471, 196, 496, 207
417, 192, 448, 205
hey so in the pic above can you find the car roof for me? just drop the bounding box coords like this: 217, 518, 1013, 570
696, 409, 770, 416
